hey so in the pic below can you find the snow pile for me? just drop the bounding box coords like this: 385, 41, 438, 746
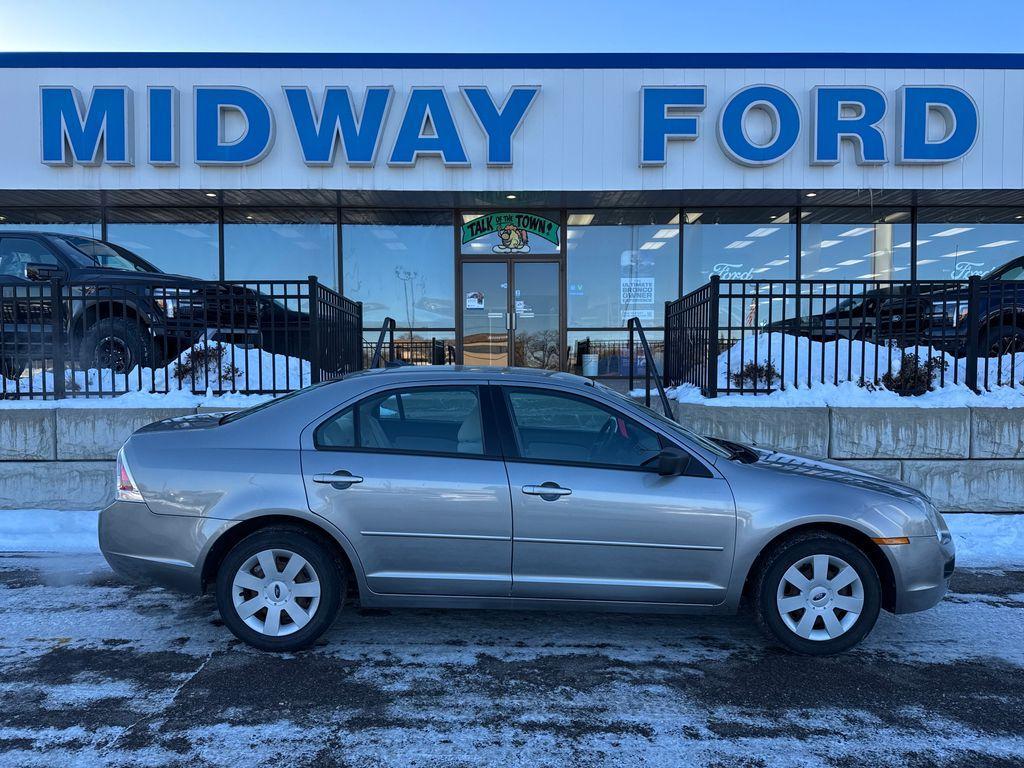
1, 510, 1020, 568
0, 342, 311, 406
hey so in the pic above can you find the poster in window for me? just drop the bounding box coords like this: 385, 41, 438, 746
620, 277, 654, 305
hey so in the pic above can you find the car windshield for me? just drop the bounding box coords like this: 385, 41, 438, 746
594, 383, 732, 459
57, 235, 159, 273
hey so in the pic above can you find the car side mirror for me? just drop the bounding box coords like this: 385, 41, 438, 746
656, 449, 691, 477
26, 262, 64, 281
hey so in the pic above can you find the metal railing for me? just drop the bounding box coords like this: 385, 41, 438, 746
571, 338, 665, 378
626, 317, 672, 417
0, 275, 363, 399
664, 274, 1023, 396
363, 320, 456, 369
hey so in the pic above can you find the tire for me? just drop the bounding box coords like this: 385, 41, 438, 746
753, 533, 881, 656
78, 317, 154, 373
215, 527, 344, 652
982, 325, 1024, 357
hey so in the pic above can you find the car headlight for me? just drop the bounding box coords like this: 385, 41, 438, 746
924, 502, 952, 544
927, 299, 970, 326
152, 288, 201, 319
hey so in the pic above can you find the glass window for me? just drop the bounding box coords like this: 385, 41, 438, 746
342, 211, 453, 329
107, 208, 219, 279
318, 386, 483, 455
917, 209, 1024, 280
801, 208, 911, 280
567, 329, 663, 378
0, 208, 101, 238
567, 210, 677, 328
682, 208, 796, 292
504, 388, 662, 468
461, 211, 560, 256
0, 237, 60, 277
225, 208, 337, 288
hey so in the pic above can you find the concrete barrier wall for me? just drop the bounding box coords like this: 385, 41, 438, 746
0, 404, 1021, 512
671, 403, 1024, 513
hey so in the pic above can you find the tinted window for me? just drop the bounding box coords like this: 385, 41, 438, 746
504, 388, 662, 468
0, 238, 59, 277
318, 386, 484, 456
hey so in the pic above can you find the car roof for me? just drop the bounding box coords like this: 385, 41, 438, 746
342, 365, 596, 389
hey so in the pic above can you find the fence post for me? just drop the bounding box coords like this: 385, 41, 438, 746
662, 300, 671, 388
50, 277, 66, 400
628, 319, 635, 392
308, 275, 321, 385
706, 275, 720, 398
965, 274, 980, 394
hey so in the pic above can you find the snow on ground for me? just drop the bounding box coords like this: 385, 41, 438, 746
1, 509, 1020, 566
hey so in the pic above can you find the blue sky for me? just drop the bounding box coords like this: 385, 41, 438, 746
1, 0, 1022, 53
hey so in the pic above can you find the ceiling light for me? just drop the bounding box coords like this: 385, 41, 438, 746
978, 240, 1018, 248
938, 250, 976, 258
883, 212, 910, 222
805, 192, 818, 198
0, 216, 5, 221
752, 267, 771, 273
505, 194, 517, 200
1016, 215, 1024, 220
838, 227, 873, 237
858, 273, 881, 279
245, 215, 253, 220
916, 259, 937, 265
932, 227, 974, 237
653, 228, 678, 239
818, 240, 841, 248
640, 241, 666, 250
746, 227, 779, 238
204, 192, 218, 198
766, 259, 790, 266
816, 266, 838, 272
567, 213, 594, 226
724, 240, 753, 249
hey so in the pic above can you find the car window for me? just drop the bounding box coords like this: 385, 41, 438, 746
0, 238, 59, 277
317, 386, 484, 456
998, 265, 1023, 281
58, 235, 150, 272
504, 388, 663, 468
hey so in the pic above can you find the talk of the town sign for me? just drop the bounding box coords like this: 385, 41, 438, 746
38, 83, 979, 169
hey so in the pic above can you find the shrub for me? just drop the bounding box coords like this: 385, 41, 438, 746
173, 342, 241, 389
879, 352, 949, 396
730, 361, 780, 389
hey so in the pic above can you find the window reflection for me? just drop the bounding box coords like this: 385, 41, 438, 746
917, 209, 1024, 280
343, 211, 453, 329
682, 208, 795, 292
224, 209, 337, 288
800, 208, 910, 280
107, 208, 219, 279
567, 210, 678, 327
0, 209, 101, 239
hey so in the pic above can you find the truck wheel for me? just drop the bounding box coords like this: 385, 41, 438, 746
78, 318, 153, 373
983, 325, 1024, 357
754, 533, 881, 656
215, 527, 344, 652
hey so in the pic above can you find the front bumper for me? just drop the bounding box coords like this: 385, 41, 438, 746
98, 500, 237, 594
889, 533, 957, 614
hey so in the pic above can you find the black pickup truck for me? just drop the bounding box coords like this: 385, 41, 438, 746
766, 256, 1024, 356
0, 232, 318, 379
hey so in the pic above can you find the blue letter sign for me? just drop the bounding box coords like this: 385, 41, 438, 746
147, 86, 178, 166
40, 86, 133, 166
389, 88, 469, 166
718, 85, 800, 166
194, 87, 275, 165
639, 86, 706, 166
283, 86, 393, 166
896, 86, 978, 164
811, 86, 887, 165
461, 86, 539, 166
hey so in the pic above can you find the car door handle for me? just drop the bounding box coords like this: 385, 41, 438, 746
522, 483, 572, 499
313, 471, 363, 488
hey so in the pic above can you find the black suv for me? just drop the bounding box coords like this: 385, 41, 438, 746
767, 256, 1024, 356
0, 232, 313, 378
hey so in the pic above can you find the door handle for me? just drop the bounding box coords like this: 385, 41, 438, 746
522, 483, 572, 499
313, 471, 364, 489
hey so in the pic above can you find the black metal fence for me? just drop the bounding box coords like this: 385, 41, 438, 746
571, 338, 665, 378
664, 274, 1023, 396
0, 275, 363, 399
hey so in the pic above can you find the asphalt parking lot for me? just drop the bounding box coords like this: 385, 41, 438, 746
1, 553, 1022, 768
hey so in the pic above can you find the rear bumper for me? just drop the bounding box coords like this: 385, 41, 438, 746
889, 534, 957, 614
98, 500, 237, 594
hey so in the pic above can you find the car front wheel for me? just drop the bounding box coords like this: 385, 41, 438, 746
754, 533, 881, 655
215, 528, 343, 651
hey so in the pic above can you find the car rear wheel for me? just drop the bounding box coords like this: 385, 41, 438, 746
754, 533, 881, 655
215, 528, 343, 652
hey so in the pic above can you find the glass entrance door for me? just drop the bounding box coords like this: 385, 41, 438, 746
461, 260, 561, 369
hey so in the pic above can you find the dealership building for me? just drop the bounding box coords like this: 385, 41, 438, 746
2, 52, 1024, 374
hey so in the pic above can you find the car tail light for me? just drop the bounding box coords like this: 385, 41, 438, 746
116, 447, 144, 503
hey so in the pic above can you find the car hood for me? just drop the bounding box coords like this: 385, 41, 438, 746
747, 448, 929, 504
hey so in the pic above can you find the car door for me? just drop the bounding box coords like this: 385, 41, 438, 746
496, 384, 736, 606
300, 382, 513, 598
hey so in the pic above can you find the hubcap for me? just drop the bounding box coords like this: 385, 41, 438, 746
96, 336, 131, 373
232, 548, 321, 637
776, 553, 864, 641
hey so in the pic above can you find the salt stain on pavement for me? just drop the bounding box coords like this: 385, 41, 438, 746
0, 553, 1022, 768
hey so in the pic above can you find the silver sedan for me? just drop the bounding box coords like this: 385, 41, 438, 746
99, 367, 955, 655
